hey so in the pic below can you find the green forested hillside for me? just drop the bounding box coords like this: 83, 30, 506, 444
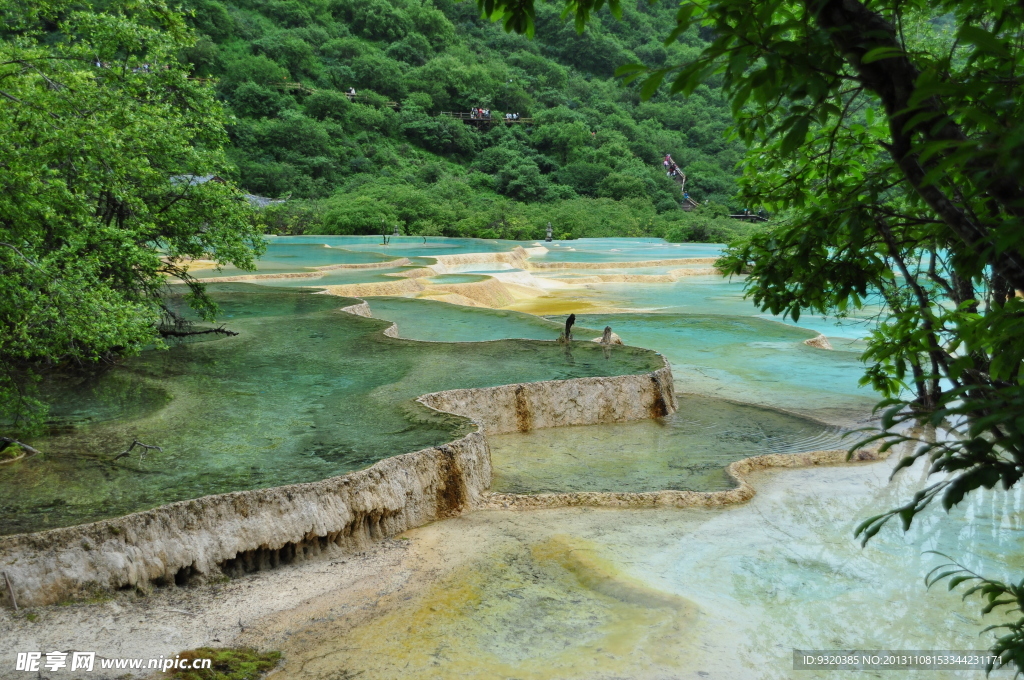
182, 0, 753, 240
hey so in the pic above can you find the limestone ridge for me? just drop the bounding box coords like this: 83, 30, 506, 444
0, 432, 491, 608
338, 301, 373, 317
0, 303, 677, 608
418, 367, 677, 434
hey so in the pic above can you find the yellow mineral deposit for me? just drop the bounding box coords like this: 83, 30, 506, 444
275, 535, 699, 680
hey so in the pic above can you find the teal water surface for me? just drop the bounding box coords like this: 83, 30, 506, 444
360, 298, 602, 342
340, 297, 874, 414
0, 284, 661, 535
194, 243, 397, 278
267, 235, 525, 257
536, 238, 724, 262
572, 313, 875, 413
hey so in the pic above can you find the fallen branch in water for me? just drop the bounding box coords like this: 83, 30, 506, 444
0, 437, 40, 457
113, 440, 163, 462
159, 325, 238, 338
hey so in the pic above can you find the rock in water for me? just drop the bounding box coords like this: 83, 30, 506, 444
803, 334, 833, 350
592, 326, 623, 345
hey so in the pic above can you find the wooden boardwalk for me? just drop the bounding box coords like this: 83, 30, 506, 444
270, 83, 400, 107
662, 165, 699, 211
440, 111, 534, 125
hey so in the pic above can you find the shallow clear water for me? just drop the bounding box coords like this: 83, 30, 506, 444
551, 276, 879, 340
346, 298, 875, 415
267, 234, 524, 257
571, 313, 875, 413
489, 395, 849, 493
279, 459, 1022, 679
426, 274, 491, 284
0, 285, 661, 535
225, 238, 876, 343
361, 297, 599, 342
245, 267, 415, 287
194, 243, 396, 277
537, 238, 724, 262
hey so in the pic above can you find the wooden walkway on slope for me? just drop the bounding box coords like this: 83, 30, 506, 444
270, 82, 400, 107
662, 164, 699, 211
440, 111, 534, 125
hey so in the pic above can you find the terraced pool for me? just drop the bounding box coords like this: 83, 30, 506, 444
0, 284, 661, 535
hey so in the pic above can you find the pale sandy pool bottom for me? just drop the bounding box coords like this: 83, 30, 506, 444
263, 456, 1021, 679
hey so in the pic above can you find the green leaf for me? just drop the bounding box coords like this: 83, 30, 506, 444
957, 25, 1011, 57
860, 46, 905, 64
780, 116, 810, 156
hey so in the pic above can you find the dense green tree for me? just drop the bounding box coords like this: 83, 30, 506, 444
0, 0, 264, 432
168, 0, 748, 229
479, 0, 1024, 669
597, 172, 648, 200
477, 0, 1024, 668
232, 81, 291, 118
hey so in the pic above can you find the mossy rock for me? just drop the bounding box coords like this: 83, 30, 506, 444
0, 446, 24, 462
0, 447, 24, 462
170, 648, 281, 680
